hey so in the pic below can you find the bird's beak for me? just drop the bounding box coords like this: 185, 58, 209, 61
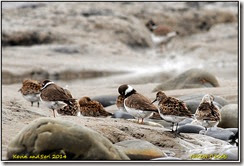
151, 99, 157, 104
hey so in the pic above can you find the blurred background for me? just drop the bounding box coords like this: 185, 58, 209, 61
2, 2, 238, 87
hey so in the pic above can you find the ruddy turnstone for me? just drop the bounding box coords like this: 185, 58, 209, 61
18, 79, 41, 107
118, 84, 157, 124
152, 91, 192, 132
40, 79, 76, 117
78, 97, 112, 117
194, 94, 221, 129
146, 19, 178, 45
116, 95, 127, 112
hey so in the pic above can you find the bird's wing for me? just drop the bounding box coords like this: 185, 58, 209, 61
125, 93, 158, 112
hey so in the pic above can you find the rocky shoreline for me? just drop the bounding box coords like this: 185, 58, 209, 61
2, 1, 239, 161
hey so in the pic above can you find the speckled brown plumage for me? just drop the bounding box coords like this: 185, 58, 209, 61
155, 91, 192, 117
57, 101, 79, 116
116, 95, 127, 112
78, 97, 112, 117
195, 94, 221, 122
19, 79, 41, 107
19, 79, 41, 95
149, 112, 163, 120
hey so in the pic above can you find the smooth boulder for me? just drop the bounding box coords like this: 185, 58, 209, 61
152, 68, 220, 92
7, 117, 129, 160
199, 127, 236, 141
115, 139, 166, 160
218, 104, 238, 128
91, 95, 117, 107
111, 111, 135, 119
177, 124, 205, 134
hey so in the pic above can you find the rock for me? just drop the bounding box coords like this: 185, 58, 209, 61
7, 118, 129, 160
151, 157, 181, 160
2, 30, 58, 46
115, 139, 166, 160
199, 127, 235, 141
5, 114, 232, 160
91, 95, 117, 107
218, 104, 238, 128
177, 124, 205, 134
178, 118, 193, 126
92, 15, 153, 48
224, 147, 238, 160
152, 68, 220, 92
226, 128, 238, 135
111, 111, 135, 119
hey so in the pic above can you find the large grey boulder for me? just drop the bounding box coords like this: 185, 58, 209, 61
115, 139, 166, 160
218, 104, 238, 128
7, 118, 129, 160
152, 68, 219, 92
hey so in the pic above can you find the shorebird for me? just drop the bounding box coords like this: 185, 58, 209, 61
146, 19, 178, 45
194, 94, 221, 129
78, 96, 112, 117
116, 95, 127, 112
118, 84, 157, 124
19, 79, 41, 107
40, 79, 76, 117
152, 91, 192, 132
57, 100, 80, 116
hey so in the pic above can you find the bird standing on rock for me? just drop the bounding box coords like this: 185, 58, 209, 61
152, 91, 192, 132
118, 84, 158, 124
194, 94, 221, 129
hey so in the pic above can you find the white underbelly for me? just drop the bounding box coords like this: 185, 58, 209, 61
198, 120, 219, 128
124, 103, 152, 119
41, 100, 66, 110
159, 113, 187, 123
23, 94, 40, 102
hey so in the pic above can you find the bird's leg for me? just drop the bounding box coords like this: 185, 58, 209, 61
37, 102, 39, 107
176, 123, 179, 132
171, 122, 175, 132
141, 118, 144, 124
137, 118, 140, 123
31, 102, 33, 107
52, 109, 56, 118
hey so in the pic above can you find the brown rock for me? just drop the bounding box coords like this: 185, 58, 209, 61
115, 139, 166, 160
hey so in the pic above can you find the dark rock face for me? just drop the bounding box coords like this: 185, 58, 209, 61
177, 124, 205, 134
2, 31, 58, 46
7, 118, 129, 160
152, 68, 220, 92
